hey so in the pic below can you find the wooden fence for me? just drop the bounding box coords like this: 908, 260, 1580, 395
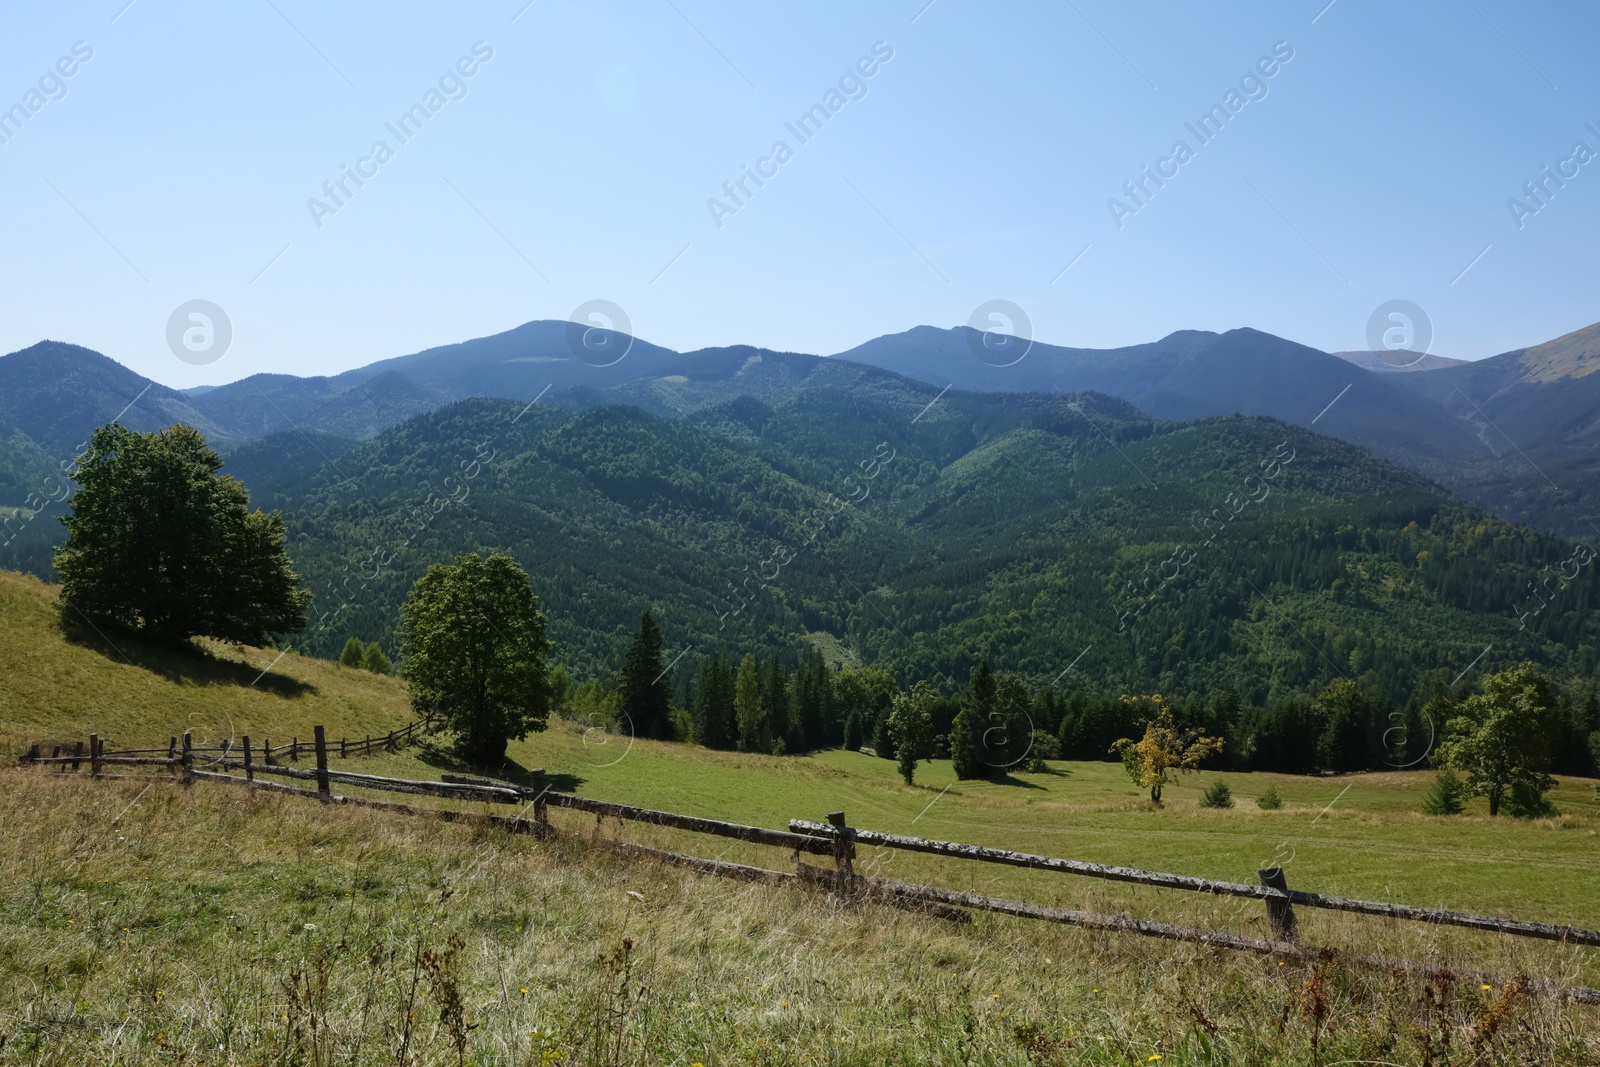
18, 718, 430, 774
18, 726, 1600, 1006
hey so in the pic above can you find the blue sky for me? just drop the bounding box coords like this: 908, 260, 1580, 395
1, 0, 1596, 387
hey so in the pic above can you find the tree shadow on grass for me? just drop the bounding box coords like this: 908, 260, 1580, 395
414, 735, 586, 794
980, 771, 1048, 790
58, 609, 314, 698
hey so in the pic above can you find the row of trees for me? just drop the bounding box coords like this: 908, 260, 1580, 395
338, 636, 392, 675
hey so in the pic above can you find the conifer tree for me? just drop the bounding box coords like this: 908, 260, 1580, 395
735, 653, 771, 753
619, 611, 672, 740
950, 661, 995, 780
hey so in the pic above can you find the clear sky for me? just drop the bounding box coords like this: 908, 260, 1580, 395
1, 0, 1596, 387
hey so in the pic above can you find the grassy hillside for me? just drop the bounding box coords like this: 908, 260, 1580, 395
0, 569, 414, 758
3, 564, 1596, 958
3, 771, 1597, 1066
2, 577, 1599, 1061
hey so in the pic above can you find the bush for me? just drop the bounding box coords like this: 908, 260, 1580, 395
361, 641, 392, 675
1199, 780, 1234, 809
1421, 769, 1468, 815
339, 637, 365, 667
1503, 778, 1559, 819
1025, 730, 1061, 773
1256, 785, 1283, 810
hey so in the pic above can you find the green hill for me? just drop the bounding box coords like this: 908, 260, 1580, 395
0, 568, 413, 758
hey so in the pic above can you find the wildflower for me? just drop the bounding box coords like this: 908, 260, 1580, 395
521, 988, 529, 994
1148, 1056, 1163, 1062
1481, 983, 1493, 990
992, 993, 1000, 999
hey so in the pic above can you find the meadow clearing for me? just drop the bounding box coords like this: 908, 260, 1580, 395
4, 568, 1599, 1063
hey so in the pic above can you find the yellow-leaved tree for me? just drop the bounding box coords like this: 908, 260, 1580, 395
1110, 695, 1224, 804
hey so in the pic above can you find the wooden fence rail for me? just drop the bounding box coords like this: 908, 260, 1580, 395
788, 819, 1600, 949
18, 718, 431, 771
17, 725, 1600, 1006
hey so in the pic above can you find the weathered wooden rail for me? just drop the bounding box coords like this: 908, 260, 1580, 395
787, 820, 1600, 950
17, 725, 1600, 1006
19, 718, 430, 774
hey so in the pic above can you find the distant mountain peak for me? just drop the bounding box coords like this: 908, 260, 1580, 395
1515, 320, 1600, 382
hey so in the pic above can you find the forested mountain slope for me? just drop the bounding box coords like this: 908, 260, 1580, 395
237, 387, 1599, 711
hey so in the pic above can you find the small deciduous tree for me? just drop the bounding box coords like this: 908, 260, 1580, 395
340, 637, 366, 667
1110, 694, 1224, 804
548, 663, 574, 715
399, 553, 551, 767
1025, 731, 1061, 773
889, 681, 937, 785
362, 641, 391, 675
1435, 663, 1556, 817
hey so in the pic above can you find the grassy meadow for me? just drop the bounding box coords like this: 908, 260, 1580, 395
3, 568, 1599, 1063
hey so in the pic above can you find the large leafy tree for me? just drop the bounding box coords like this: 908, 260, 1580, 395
1435, 663, 1556, 817
54, 423, 310, 644
619, 611, 672, 739
1312, 678, 1375, 772
399, 552, 552, 767
834, 667, 899, 758
1110, 695, 1224, 804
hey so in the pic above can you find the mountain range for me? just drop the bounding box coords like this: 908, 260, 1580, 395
2, 318, 1597, 707
4, 317, 1595, 538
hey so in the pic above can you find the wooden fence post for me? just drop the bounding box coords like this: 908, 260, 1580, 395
242, 736, 254, 782
262, 737, 272, 766
827, 811, 855, 894
220, 738, 231, 764
531, 768, 549, 830
89, 734, 101, 778
313, 726, 330, 799
50, 745, 62, 772
292, 736, 299, 761
181, 732, 193, 784
168, 736, 177, 761
1260, 866, 1298, 942
340, 736, 347, 759
22, 743, 40, 766
71, 741, 84, 773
